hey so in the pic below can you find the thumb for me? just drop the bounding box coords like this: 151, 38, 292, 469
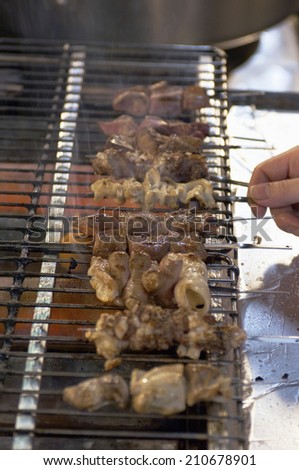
249, 178, 299, 208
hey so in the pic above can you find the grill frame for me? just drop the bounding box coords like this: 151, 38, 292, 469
0, 39, 246, 450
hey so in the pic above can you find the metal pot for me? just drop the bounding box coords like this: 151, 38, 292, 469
0, 0, 298, 48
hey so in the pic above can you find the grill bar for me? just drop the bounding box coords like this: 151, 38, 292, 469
12, 46, 86, 450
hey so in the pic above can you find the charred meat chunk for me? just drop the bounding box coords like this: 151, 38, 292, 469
93, 125, 208, 183
85, 305, 246, 366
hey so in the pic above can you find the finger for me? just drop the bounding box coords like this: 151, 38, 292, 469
271, 206, 299, 236
249, 203, 267, 219
249, 146, 299, 187
249, 178, 299, 208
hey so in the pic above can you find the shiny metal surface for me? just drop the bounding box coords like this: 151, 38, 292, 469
228, 22, 299, 448
0, 0, 298, 48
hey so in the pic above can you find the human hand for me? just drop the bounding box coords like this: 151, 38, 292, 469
247, 146, 299, 236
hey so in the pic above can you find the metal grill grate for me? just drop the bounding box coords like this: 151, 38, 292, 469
0, 39, 245, 450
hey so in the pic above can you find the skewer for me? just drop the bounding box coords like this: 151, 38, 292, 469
204, 242, 292, 250
214, 195, 248, 203
209, 175, 248, 187
248, 335, 299, 344
209, 285, 289, 295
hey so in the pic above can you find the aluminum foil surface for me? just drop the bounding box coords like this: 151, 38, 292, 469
227, 105, 299, 449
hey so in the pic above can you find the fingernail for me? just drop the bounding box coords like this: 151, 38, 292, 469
250, 184, 270, 201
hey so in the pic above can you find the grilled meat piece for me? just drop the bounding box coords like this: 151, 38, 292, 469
93, 228, 128, 257
85, 305, 246, 366
169, 235, 208, 260
123, 252, 153, 309
185, 363, 232, 406
157, 134, 203, 154
155, 151, 208, 182
91, 176, 143, 206
91, 169, 216, 210
88, 252, 130, 305
92, 147, 153, 181
153, 119, 209, 138
149, 83, 183, 117
63, 374, 130, 411
113, 89, 149, 117
177, 318, 247, 360
142, 252, 210, 311
172, 253, 210, 312
127, 234, 170, 262
142, 254, 182, 307
130, 364, 186, 416
98, 114, 138, 137
182, 85, 210, 111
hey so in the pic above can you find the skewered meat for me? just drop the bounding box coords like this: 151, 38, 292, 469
91, 169, 216, 210
185, 363, 232, 405
85, 305, 246, 367
63, 363, 232, 415
63, 374, 129, 411
92, 147, 208, 183
77, 209, 217, 244
89, 244, 209, 309
111, 81, 210, 117
87, 209, 212, 306
88, 252, 129, 305
93, 124, 208, 183
130, 364, 186, 416
99, 114, 209, 139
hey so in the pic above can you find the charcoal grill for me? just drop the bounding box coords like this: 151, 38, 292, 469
0, 39, 246, 450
